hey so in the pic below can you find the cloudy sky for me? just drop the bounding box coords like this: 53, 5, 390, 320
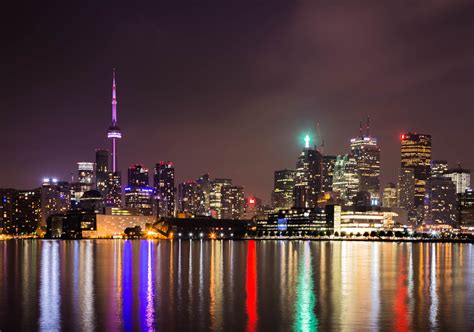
1, 0, 473, 201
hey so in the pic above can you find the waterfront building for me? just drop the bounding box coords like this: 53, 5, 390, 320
350, 121, 381, 200
0, 189, 15, 234
256, 206, 335, 234
443, 165, 471, 194
209, 178, 232, 218
95, 149, 109, 196
322, 155, 337, 192
128, 164, 149, 187
154, 162, 175, 217
77, 162, 95, 192
382, 183, 397, 208
293, 135, 323, 208
14, 189, 41, 234
40, 178, 71, 227
332, 154, 359, 206
400, 132, 432, 223
221, 185, 245, 220
244, 197, 263, 220
431, 160, 449, 177
271, 169, 296, 210
425, 176, 457, 226
124, 186, 155, 216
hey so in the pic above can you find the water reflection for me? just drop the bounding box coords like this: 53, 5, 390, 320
39, 241, 60, 331
1, 241, 474, 331
294, 242, 317, 331
246, 240, 258, 331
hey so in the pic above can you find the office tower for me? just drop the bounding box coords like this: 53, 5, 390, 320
128, 164, 149, 187
196, 174, 211, 215
397, 167, 416, 222
272, 169, 296, 210
322, 156, 337, 192
14, 189, 41, 234
443, 165, 471, 194
209, 178, 232, 218
332, 154, 359, 206
124, 186, 155, 216
382, 183, 397, 208
431, 160, 448, 177
40, 178, 71, 227
350, 120, 381, 200
0, 189, 15, 234
400, 133, 432, 220
293, 135, 323, 208
221, 185, 245, 219
177, 181, 204, 216
154, 162, 175, 217
425, 177, 457, 226
95, 149, 109, 195
105, 172, 122, 207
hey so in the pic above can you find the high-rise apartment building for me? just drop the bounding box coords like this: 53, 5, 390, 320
128, 164, 149, 187
40, 178, 71, 227
177, 181, 204, 216
431, 160, 448, 177
154, 162, 175, 217
425, 177, 457, 226
196, 174, 211, 216
221, 185, 245, 219
397, 167, 415, 222
209, 178, 232, 218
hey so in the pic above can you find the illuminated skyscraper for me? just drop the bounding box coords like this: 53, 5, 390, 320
124, 186, 155, 216
40, 178, 70, 227
294, 135, 323, 208
350, 120, 380, 200
0, 189, 15, 234
154, 162, 175, 217
400, 132, 432, 222
196, 174, 211, 215
425, 176, 457, 226
272, 169, 296, 210
322, 155, 337, 192
128, 164, 149, 187
209, 178, 232, 218
431, 160, 448, 177
332, 154, 359, 206
443, 165, 471, 194
104, 172, 122, 207
221, 185, 245, 219
177, 181, 203, 216
95, 149, 109, 196
14, 189, 41, 234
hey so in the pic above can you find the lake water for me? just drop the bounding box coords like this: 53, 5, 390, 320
0, 240, 473, 331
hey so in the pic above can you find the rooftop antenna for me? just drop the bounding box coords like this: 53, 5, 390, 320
359, 120, 363, 137
366, 115, 370, 137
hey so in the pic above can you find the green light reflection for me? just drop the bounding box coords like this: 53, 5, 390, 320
294, 242, 317, 332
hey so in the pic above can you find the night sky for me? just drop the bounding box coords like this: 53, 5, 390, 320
1, 1, 473, 202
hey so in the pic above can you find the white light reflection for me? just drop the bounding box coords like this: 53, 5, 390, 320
39, 241, 60, 331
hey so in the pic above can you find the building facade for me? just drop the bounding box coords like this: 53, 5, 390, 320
154, 162, 175, 217
272, 169, 296, 210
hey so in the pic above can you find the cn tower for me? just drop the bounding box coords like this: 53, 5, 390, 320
107, 69, 122, 172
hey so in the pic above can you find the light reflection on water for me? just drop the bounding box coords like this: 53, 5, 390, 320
0, 240, 473, 331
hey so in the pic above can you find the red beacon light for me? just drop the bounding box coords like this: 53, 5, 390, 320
400, 134, 406, 140
248, 198, 256, 204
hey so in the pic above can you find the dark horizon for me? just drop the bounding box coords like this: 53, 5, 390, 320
1, 1, 473, 202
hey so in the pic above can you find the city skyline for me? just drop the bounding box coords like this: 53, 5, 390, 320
1, 1, 473, 203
